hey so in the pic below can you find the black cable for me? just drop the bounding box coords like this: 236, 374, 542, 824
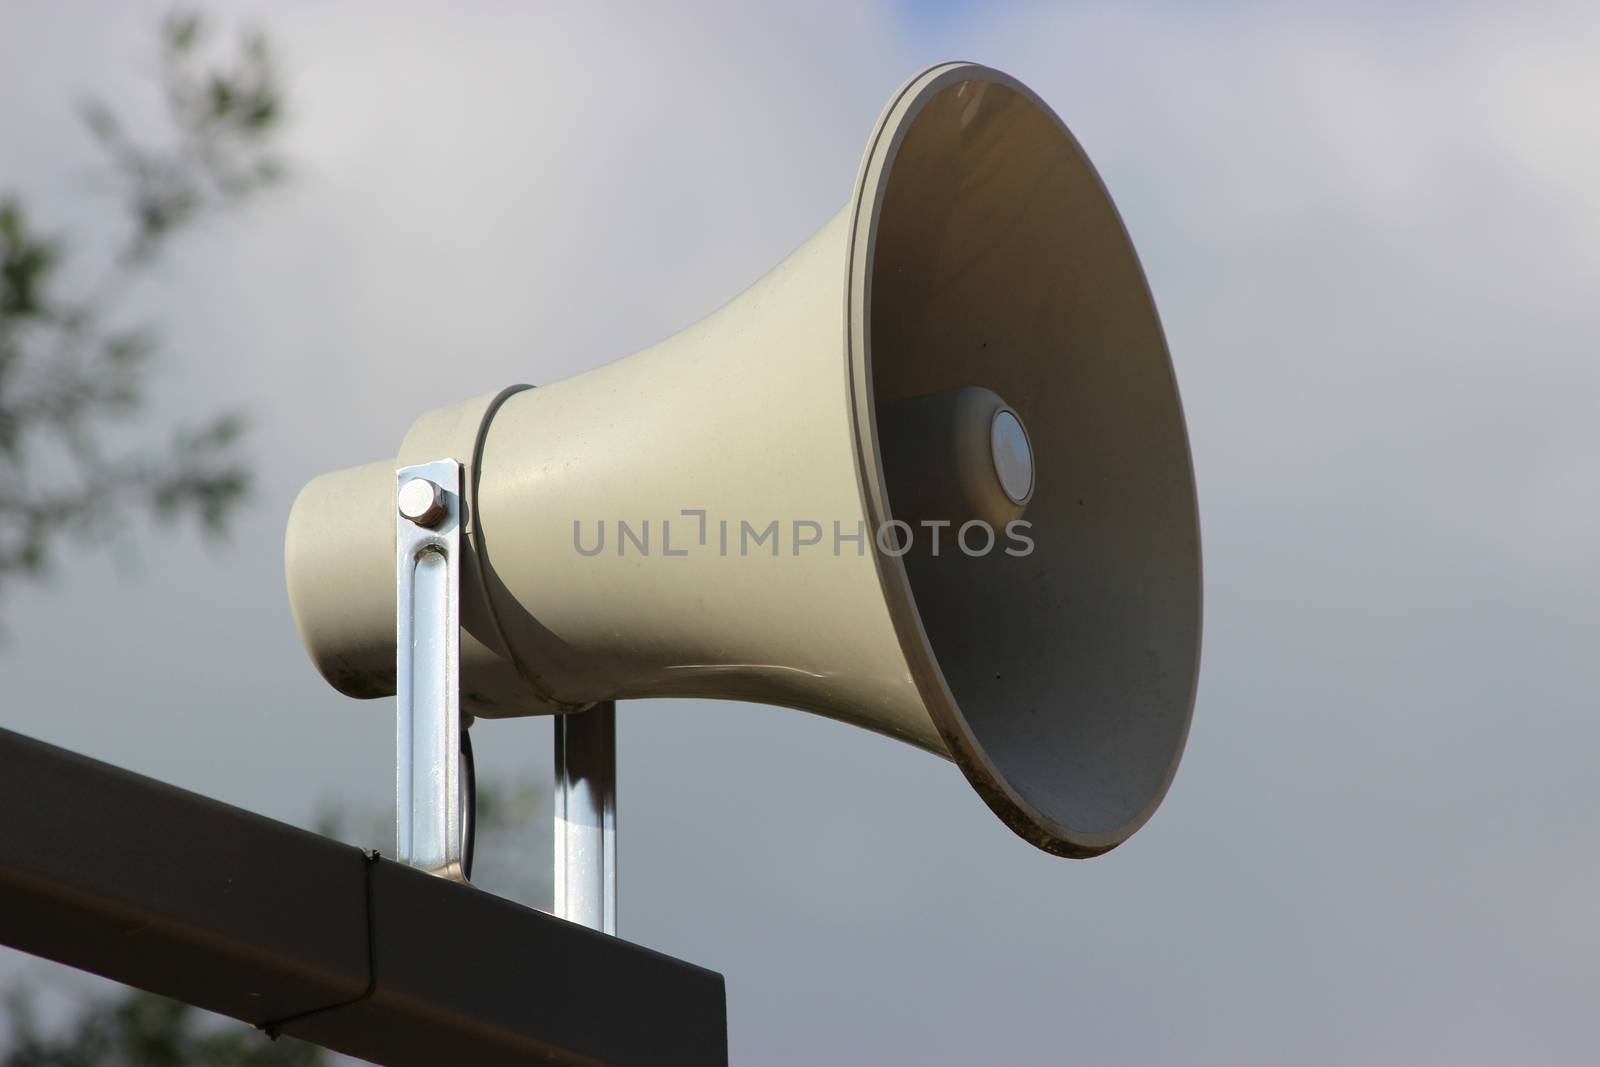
461, 724, 476, 882
259, 849, 380, 1038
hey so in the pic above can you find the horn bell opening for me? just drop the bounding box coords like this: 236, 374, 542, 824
848, 63, 1203, 856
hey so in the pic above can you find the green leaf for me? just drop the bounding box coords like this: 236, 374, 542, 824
163, 11, 204, 54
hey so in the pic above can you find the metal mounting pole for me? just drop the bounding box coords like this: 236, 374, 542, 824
554, 702, 617, 934
395, 459, 469, 883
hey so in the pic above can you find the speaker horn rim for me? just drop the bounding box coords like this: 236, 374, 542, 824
843, 61, 1203, 857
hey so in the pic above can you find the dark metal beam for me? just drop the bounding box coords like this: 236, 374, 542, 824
0, 727, 726, 1066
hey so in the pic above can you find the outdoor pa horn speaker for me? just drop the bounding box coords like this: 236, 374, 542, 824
285, 62, 1201, 857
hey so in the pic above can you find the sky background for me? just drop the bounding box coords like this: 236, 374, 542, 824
2, 1, 1599, 1063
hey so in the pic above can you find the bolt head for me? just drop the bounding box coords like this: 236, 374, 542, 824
398, 478, 447, 527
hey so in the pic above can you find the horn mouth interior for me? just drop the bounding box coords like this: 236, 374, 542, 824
849, 64, 1202, 856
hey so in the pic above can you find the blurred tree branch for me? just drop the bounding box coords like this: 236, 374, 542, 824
1, 14, 548, 1066
0, 9, 281, 591
2, 987, 323, 1067
0, 9, 310, 1062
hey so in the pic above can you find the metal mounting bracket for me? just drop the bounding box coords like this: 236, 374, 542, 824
393, 456, 617, 929
395, 458, 467, 882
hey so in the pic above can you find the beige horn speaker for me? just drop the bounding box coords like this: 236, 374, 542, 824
285, 62, 1202, 857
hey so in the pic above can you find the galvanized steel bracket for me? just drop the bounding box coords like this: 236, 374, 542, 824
395, 458, 467, 882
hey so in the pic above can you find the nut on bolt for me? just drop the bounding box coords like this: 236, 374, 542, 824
398, 478, 447, 527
